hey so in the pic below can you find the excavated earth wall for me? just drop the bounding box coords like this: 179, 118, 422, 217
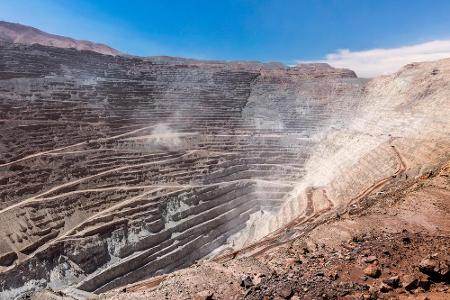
0, 42, 449, 298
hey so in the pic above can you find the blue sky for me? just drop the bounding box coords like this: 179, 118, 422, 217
2, 0, 450, 76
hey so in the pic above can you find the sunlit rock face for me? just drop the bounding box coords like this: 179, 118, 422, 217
0, 21, 120, 56
1, 41, 450, 298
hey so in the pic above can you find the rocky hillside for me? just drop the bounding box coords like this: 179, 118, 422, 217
0, 21, 119, 56
0, 38, 449, 300
99, 160, 450, 300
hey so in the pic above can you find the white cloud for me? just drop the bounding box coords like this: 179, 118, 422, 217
298, 40, 450, 78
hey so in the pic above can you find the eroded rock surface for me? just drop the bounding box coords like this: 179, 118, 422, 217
98, 154, 450, 300
0, 39, 450, 299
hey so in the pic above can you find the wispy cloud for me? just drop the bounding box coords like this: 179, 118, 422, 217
298, 40, 450, 78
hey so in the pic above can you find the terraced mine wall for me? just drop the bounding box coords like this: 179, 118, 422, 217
1, 42, 450, 298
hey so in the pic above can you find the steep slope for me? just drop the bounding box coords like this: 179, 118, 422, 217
0, 41, 362, 298
98, 160, 450, 300
0, 40, 449, 300
0, 21, 119, 56
97, 60, 450, 300
231, 58, 450, 247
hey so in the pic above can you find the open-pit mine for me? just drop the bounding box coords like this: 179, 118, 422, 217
0, 22, 449, 300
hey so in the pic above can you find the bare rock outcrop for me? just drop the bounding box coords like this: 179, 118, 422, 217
0, 21, 120, 56
0, 34, 449, 299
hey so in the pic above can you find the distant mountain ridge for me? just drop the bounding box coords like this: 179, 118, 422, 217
0, 21, 120, 56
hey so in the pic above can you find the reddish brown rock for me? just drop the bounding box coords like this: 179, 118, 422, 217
364, 264, 381, 278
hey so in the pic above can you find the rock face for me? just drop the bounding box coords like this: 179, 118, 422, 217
100, 162, 450, 300
0, 40, 363, 297
0, 37, 449, 299
0, 21, 120, 56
